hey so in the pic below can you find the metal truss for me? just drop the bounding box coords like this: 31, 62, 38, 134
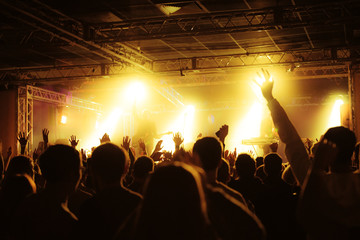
153, 47, 359, 73
2, 64, 131, 83
90, 1, 360, 42
17, 85, 102, 154
17, 86, 33, 155
160, 65, 348, 88
0, 0, 153, 72
2, 47, 356, 84
291, 65, 348, 79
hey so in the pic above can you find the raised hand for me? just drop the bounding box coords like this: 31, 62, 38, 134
122, 136, 131, 151
162, 150, 173, 161
216, 124, 229, 143
150, 151, 162, 162
269, 142, 279, 152
80, 148, 87, 162
228, 148, 237, 169
153, 140, 163, 153
42, 128, 49, 145
17, 132, 28, 146
33, 148, 39, 161
69, 135, 79, 148
100, 133, 110, 144
138, 138, 147, 155
173, 132, 184, 150
17, 132, 28, 155
256, 68, 274, 102
304, 138, 314, 154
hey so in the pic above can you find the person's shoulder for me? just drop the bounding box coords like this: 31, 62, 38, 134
215, 182, 246, 204
123, 186, 143, 202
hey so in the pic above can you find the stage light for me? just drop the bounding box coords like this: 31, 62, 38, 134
160, 105, 196, 152
125, 81, 146, 103
101, 108, 122, 135
184, 105, 195, 144
230, 102, 264, 153
327, 99, 344, 129
61, 115, 67, 124
82, 108, 122, 150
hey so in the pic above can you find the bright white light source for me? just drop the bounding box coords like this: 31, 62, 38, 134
230, 102, 264, 153
61, 115, 67, 124
125, 82, 146, 102
184, 105, 195, 144
327, 99, 344, 129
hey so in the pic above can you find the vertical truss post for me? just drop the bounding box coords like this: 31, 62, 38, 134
26, 85, 34, 155
17, 87, 26, 154
17, 86, 33, 155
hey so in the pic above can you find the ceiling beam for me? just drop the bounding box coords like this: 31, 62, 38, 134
89, 1, 360, 42
0, 0, 153, 73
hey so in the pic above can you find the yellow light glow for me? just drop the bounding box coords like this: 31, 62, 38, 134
61, 115, 67, 124
327, 99, 344, 129
230, 102, 264, 153
160, 105, 196, 152
184, 105, 195, 144
124, 81, 146, 103
82, 108, 122, 150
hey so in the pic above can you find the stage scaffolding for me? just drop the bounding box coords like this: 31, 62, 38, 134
17, 85, 102, 155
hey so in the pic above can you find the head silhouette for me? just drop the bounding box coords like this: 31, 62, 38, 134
264, 153, 283, 177
235, 153, 256, 179
133, 156, 154, 179
90, 143, 129, 190
135, 162, 209, 240
39, 145, 81, 188
217, 158, 230, 184
193, 137, 222, 171
0, 174, 36, 202
6, 156, 34, 179
323, 126, 356, 171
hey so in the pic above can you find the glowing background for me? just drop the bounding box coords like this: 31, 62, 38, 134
31, 68, 349, 159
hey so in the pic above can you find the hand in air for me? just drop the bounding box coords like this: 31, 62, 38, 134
255, 68, 274, 102
17, 132, 28, 146
100, 133, 110, 144
122, 136, 131, 151
173, 132, 184, 149
69, 135, 79, 148
42, 128, 49, 144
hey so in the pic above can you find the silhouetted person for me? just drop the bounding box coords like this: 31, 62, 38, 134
228, 153, 265, 209
12, 144, 81, 240
300, 127, 360, 240
0, 174, 36, 239
5, 155, 34, 179
217, 158, 231, 184
193, 137, 265, 240
77, 143, 142, 240
118, 162, 216, 240
127, 156, 154, 194
257, 153, 295, 240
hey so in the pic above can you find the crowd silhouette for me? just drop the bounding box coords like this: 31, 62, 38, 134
1, 70, 359, 240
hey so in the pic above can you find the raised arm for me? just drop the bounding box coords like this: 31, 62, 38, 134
258, 69, 310, 185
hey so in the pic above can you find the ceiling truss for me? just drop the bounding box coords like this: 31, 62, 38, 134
90, 1, 360, 42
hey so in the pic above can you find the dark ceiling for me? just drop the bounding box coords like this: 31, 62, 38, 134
0, 0, 359, 94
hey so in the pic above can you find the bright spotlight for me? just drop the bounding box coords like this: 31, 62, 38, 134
82, 108, 122, 150
60, 115, 67, 124
184, 105, 195, 144
231, 102, 264, 153
186, 105, 195, 114
125, 81, 146, 103
327, 99, 344, 129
